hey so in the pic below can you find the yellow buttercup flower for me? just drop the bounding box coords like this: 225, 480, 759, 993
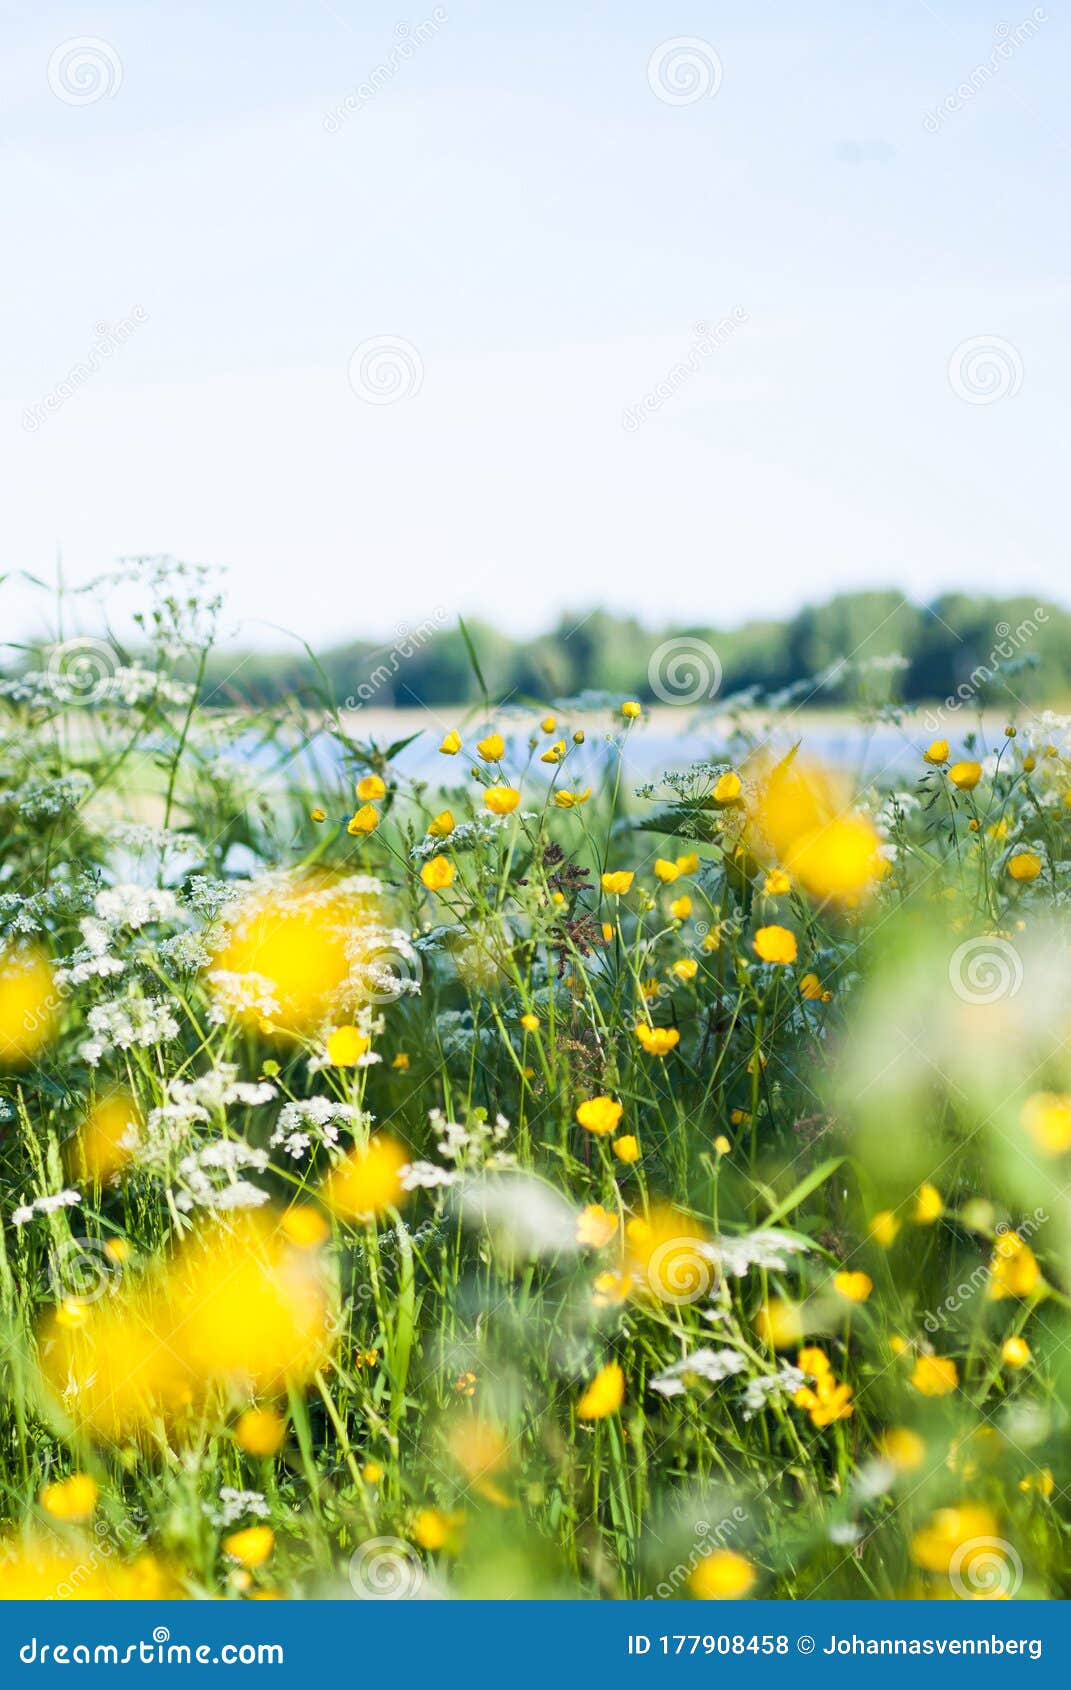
412, 1508, 463, 1551
877, 1427, 926, 1472
924, 739, 949, 765
798, 972, 823, 1001
671, 958, 698, 982
763, 868, 791, 895
553, 788, 591, 808
949, 760, 982, 791
310, 806, 327, 823
540, 715, 557, 733
428, 810, 455, 837
621, 701, 641, 720
1001, 1335, 1031, 1369
326, 1025, 370, 1066
391, 1052, 410, 1070
421, 854, 455, 891
1007, 851, 1042, 882
755, 1300, 803, 1349
753, 925, 797, 964
612, 1134, 640, 1164
576, 1095, 623, 1136
477, 732, 505, 761
634, 1023, 680, 1056
601, 869, 634, 894
654, 858, 681, 883
689, 1549, 756, 1600
347, 803, 379, 836
519, 1012, 540, 1032
356, 774, 386, 801
670, 895, 692, 920
713, 770, 742, 802
439, 730, 462, 755
910, 1505, 999, 1575
540, 740, 566, 764
675, 851, 700, 874
484, 785, 520, 816
577, 1361, 624, 1420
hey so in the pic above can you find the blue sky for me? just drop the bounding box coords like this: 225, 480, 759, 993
2, 0, 1067, 647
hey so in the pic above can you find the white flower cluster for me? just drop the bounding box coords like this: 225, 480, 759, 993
206, 1488, 270, 1528
706, 1229, 813, 1277
269, 1097, 369, 1160
55, 918, 125, 988
94, 885, 181, 929
400, 1160, 458, 1191
1, 665, 193, 710
12, 1188, 83, 1227
650, 1347, 747, 1399
741, 1365, 807, 1420
16, 772, 93, 822
174, 1139, 270, 1212
205, 970, 280, 1025
80, 996, 181, 1066
136, 1066, 277, 1168
430, 1108, 510, 1169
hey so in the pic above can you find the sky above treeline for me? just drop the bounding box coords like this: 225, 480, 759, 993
3, 0, 1066, 648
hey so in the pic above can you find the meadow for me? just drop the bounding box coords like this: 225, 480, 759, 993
1, 561, 1069, 1601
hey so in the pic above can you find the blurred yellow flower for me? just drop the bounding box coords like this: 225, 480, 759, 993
671, 958, 698, 981
477, 732, 505, 761
0, 947, 55, 1067
915, 1183, 944, 1224
670, 895, 692, 920
553, 788, 591, 807
988, 1230, 1040, 1300
40, 1473, 97, 1522
428, 810, 455, 836
763, 868, 791, 895
235, 1407, 286, 1456
1021, 1091, 1071, 1155
439, 730, 462, 754
1008, 851, 1042, 882
613, 1135, 640, 1164
924, 740, 949, 765
832, 1271, 872, 1302
689, 1549, 756, 1599
356, 774, 386, 801
540, 715, 557, 733
713, 770, 742, 802
755, 1299, 803, 1349
676, 852, 700, 874
1001, 1335, 1031, 1369
798, 972, 823, 1001
576, 1204, 619, 1248
223, 1525, 274, 1567
519, 1012, 540, 1032
324, 1136, 408, 1222
601, 870, 634, 894
621, 701, 641, 720
910, 1505, 999, 1574
868, 1210, 901, 1248
577, 1361, 624, 1419
280, 1206, 330, 1248
949, 761, 982, 791
910, 1355, 959, 1396
310, 806, 327, 823
70, 1092, 140, 1185
654, 858, 681, 882
877, 1427, 926, 1472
